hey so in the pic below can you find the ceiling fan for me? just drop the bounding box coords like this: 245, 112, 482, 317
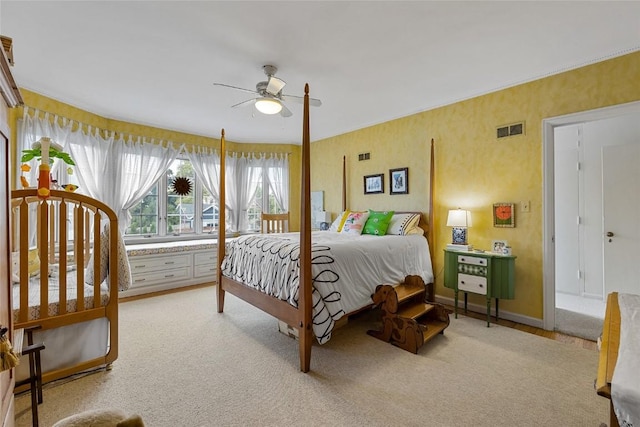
213, 65, 322, 117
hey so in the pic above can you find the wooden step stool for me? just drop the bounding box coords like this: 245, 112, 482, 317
367, 275, 451, 353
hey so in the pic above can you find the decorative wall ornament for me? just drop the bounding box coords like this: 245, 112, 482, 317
172, 176, 192, 196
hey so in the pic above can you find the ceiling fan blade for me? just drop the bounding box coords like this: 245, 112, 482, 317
266, 76, 286, 95
280, 103, 293, 117
231, 98, 257, 108
282, 94, 322, 107
213, 83, 257, 95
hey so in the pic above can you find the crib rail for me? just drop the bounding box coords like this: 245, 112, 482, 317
11, 189, 119, 328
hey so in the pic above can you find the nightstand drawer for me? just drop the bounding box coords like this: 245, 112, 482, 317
458, 255, 487, 266
458, 273, 487, 295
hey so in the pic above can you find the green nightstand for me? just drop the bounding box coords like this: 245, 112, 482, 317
443, 249, 516, 327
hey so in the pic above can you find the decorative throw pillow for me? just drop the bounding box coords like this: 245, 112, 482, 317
387, 213, 421, 236
340, 211, 370, 235
329, 211, 349, 232
11, 249, 41, 283
363, 210, 394, 236
86, 226, 110, 286
86, 224, 132, 291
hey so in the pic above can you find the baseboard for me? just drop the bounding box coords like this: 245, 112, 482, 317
435, 295, 544, 329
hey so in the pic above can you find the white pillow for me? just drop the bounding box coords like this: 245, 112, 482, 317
387, 213, 421, 236
329, 211, 348, 232
340, 211, 370, 235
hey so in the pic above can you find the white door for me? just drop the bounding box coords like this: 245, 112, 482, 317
602, 142, 640, 296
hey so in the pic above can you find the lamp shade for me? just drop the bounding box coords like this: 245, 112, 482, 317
446, 209, 472, 227
255, 97, 283, 115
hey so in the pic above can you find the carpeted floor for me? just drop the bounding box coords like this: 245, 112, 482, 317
15, 286, 609, 426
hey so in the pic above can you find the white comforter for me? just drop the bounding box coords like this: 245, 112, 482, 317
221, 231, 433, 344
611, 293, 640, 427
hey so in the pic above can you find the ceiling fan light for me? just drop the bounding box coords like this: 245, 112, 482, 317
255, 98, 282, 115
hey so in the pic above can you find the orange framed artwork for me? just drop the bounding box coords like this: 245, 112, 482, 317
493, 203, 515, 228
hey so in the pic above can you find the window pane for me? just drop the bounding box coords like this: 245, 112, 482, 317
127, 184, 158, 235
167, 159, 196, 235
247, 174, 262, 231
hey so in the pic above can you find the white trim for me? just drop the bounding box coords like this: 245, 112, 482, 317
0, 45, 21, 107
435, 296, 544, 329
542, 100, 640, 331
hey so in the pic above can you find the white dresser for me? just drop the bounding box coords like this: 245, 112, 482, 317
121, 239, 219, 297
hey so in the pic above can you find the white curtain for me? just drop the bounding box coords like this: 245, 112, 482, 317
185, 145, 221, 204
266, 153, 289, 212
17, 109, 74, 191
17, 108, 182, 233
16, 109, 75, 247
68, 130, 182, 233
226, 153, 264, 233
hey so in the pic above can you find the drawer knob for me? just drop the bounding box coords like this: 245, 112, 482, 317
135, 265, 146, 268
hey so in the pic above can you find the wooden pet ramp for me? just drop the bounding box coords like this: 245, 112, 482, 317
367, 275, 450, 353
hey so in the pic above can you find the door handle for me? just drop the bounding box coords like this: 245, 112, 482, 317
606, 232, 614, 237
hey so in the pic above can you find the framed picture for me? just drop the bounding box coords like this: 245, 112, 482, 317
493, 203, 515, 227
364, 174, 384, 194
389, 167, 408, 195
492, 240, 509, 254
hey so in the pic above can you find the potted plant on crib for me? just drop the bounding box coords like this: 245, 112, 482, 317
20, 137, 76, 199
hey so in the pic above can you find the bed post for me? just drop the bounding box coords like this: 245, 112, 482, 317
428, 139, 434, 257
217, 129, 226, 313
342, 155, 346, 212
427, 138, 435, 301
298, 84, 313, 372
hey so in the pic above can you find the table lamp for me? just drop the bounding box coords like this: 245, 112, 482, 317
446, 208, 472, 245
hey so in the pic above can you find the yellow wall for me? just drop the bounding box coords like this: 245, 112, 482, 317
311, 51, 640, 320
10, 90, 302, 229
11, 51, 640, 321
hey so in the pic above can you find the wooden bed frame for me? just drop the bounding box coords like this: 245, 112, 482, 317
216, 84, 435, 372
11, 189, 119, 387
596, 291, 621, 427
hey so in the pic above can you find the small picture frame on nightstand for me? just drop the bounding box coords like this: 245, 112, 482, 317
492, 240, 508, 254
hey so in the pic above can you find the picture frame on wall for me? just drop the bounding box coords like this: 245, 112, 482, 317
493, 203, 515, 227
389, 167, 408, 195
364, 174, 384, 194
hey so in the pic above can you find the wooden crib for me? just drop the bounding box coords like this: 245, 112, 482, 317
11, 189, 119, 388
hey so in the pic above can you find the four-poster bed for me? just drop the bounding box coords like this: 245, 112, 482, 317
216, 84, 435, 372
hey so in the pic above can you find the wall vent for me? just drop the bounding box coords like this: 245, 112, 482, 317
358, 152, 371, 161
497, 121, 525, 139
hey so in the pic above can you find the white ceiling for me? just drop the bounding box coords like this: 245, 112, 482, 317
1, 1, 639, 144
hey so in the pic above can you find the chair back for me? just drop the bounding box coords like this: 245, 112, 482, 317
261, 212, 289, 233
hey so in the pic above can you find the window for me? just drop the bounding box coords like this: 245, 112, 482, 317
125, 158, 217, 238
246, 166, 286, 231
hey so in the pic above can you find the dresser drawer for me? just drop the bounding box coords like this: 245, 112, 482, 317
131, 266, 191, 287
194, 251, 216, 266
194, 263, 217, 278
458, 273, 488, 295
129, 253, 191, 272
457, 255, 487, 266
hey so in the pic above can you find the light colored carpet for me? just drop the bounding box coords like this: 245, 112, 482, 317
555, 307, 604, 341
15, 286, 609, 427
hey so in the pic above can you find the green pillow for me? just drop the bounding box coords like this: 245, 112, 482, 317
363, 210, 394, 236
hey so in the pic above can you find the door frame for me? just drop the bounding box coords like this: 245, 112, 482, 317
542, 100, 640, 331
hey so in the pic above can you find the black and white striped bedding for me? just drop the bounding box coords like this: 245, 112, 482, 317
221, 231, 433, 344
